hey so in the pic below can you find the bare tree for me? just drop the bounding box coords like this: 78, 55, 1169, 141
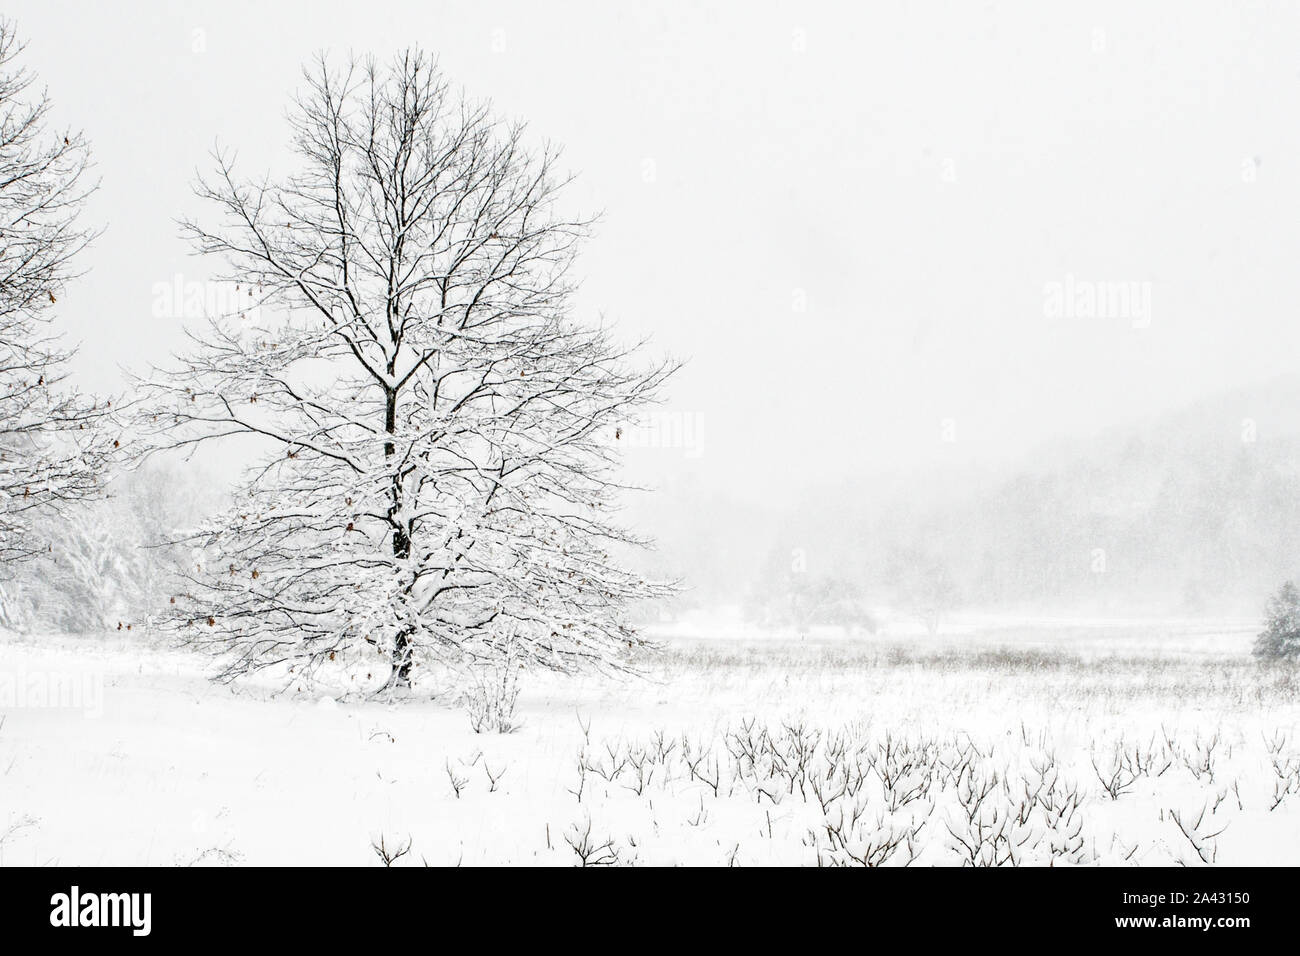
127, 50, 675, 691
888, 547, 958, 637
0, 19, 110, 565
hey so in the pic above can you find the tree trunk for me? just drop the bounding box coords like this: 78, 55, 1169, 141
388, 523, 413, 686
384, 388, 412, 689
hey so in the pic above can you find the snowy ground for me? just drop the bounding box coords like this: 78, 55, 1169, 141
3, 617, 1300, 866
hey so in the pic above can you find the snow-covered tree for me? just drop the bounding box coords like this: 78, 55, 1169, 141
1254, 581, 1300, 661
0, 463, 203, 633
0, 19, 111, 564
127, 51, 674, 690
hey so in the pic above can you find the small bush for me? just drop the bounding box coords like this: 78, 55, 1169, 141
1254, 581, 1300, 661
463, 646, 522, 734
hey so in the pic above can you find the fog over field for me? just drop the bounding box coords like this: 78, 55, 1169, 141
2, 1, 1300, 874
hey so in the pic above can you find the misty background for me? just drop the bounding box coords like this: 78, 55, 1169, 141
8, 0, 1300, 628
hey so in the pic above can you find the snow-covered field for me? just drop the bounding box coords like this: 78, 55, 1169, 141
4, 618, 1300, 866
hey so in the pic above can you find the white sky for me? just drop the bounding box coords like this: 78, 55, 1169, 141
10, 0, 1300, 505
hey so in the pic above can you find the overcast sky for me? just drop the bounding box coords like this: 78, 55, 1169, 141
9, 0, 1300, 505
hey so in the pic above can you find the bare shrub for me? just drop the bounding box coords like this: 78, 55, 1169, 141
1168, 804, 1226, 865
1091, 734, 1170, 800
371, 833, 413, 867
564, 816, 621, 866
463, 644, 522, 734
1264, 730, 1300, 811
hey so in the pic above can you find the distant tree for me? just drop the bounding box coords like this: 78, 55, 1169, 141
126, 50, 674, 690
888, 548, 958, 636
1181, 576, 1206, 614
0, 19, 111, 565
789, 574, 876, 635
0, 464, 198, 633
1254, 581, 1300, 661
914, 563, 957, 637
745, 545, 875, 635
